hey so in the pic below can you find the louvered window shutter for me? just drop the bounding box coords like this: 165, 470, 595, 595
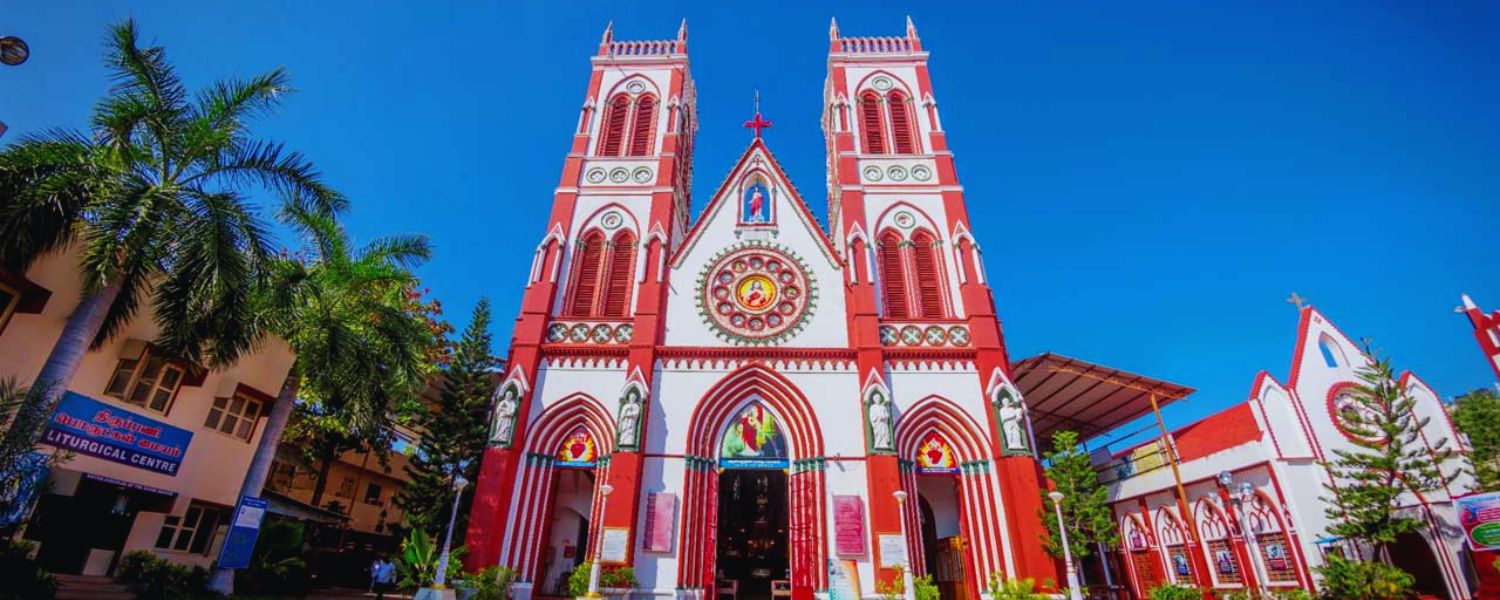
878, 233, 908, 318
569, 232, 605, 316
860, 94, 887, 154
889, 93, 916, 154
628, 97, 656, 156
911, 232, 945, 318
602, 233, 635, 317
599, 96, 630, 156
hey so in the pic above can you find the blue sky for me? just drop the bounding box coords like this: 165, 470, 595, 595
4, 2, 1497, 440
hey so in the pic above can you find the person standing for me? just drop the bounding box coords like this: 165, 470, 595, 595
371, 555, 396, 599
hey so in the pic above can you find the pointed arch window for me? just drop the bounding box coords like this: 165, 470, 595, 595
598, 95, 630, 157
601, 230, 636, 317
628, 96, 657, 157
568, 231, 606, 316
887, 90, 918, 154
859, 92, 887, 154
877, 230, 909, 318
909, 229, 946, 319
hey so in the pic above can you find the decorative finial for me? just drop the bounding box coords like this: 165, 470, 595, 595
906, 15, 919, 39
743, 88, 773, 139
601, 20, 614, 44
1286, 292, 1308, 310
678, 18, 688, 42
829, 17, 840, 40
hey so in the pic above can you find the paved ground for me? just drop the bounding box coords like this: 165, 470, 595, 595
304, 588, 413, 600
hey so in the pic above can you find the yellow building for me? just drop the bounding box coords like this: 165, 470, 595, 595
2, 249, 294, 575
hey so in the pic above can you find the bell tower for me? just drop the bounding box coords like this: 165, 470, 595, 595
824, 17, 1060, 589
466, 21, 695, 572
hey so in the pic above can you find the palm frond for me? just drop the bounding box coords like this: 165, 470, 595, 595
358, 234, 432, 270
195, 68, 292, 132
105, 19, 189, 117
203, 139, 348, 216
0, 130, 108, 271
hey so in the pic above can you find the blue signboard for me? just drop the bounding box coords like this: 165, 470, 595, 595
216, 496, 269, 570
41, 392, 194, 476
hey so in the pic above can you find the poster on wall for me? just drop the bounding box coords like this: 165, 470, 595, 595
827, 559, 861, 600
877, 533, 907, 569
40, 392, 194, 476
643, 492, 676, 553
556, 427, 597, 468
1456, 491, 1500, 551
833, 496, 865, 556
914, 433, 959, 475
719, 404, 789, 469
600, 527, 630, 564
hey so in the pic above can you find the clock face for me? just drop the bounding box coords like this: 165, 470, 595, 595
699, 244, 815, 345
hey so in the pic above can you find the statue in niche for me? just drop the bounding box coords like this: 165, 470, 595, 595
746, 185, 767, 222
491, 386, 519, 446
996, 392, 1030, 452
867, 391, 893, 451
618, 387, 643, 448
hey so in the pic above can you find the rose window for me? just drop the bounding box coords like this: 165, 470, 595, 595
699, 244, 815, 344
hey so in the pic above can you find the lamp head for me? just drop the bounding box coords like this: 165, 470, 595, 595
893, 490, 907, 503
0, 37, 28, 66
1048, 490, 1064, 502
455, 476, 469, 491
1237, 481, 1254, 498
1217, 471, 1233, 488
601, 483, 615, 496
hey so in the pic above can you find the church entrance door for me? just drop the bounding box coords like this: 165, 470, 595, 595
715, 469, 791, 600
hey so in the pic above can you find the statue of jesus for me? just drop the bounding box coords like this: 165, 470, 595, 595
748, 188, 765, 222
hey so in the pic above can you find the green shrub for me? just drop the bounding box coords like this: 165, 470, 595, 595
0, 539, 58, 600
1148, 583, 1201, 600
871, 567, 939, 600
114, 550, 211, 600
1314, 554, 1413, 600
567, 562, 636, 596
985, 575, 1045, 600
464, 565, 516, 600
393, 528, 466, 590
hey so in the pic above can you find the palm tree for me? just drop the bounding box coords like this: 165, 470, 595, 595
208, 207, 437, 593
0, 20, 344, 417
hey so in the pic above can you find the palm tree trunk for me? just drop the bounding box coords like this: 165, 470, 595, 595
311, 456, 334, 507
30, 282, 120, 407
207, 374, 301, 595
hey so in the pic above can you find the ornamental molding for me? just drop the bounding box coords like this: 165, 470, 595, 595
695, 241, 819, 346
857, 156, 937, 184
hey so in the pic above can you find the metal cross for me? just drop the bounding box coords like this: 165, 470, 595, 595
743, 88, 773, 138
1286, 292, 1308, 310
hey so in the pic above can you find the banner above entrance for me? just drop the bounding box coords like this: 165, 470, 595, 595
556, 427, 597, 467
720, 404, 788, 469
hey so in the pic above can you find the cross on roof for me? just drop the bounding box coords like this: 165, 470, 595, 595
743, 88, 773, 138
1286, 292, 1308, 310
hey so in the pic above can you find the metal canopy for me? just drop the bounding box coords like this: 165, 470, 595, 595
1010, 352, 1195, 443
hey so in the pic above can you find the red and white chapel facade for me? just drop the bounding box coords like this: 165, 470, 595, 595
464, 19, 1060, 600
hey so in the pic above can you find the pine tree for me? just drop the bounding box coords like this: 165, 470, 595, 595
1321, 346, 1457, 559
1450, 388, 1500, 491
397, 298, 499, 539
1040, 430, 1118, 571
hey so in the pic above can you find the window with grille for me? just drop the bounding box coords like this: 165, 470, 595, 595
877, 231, 909, 318
598, 95, 630, 156
336, 476, 355, 499
910, 230, 945, 319
104, 352, 186, 414
628, 96, 656, 156
155, 502, 225, 554
204, 392, 262, 441
888, 91, 917, 154
860, 93, 887, 154
1165, 545, 1196, 584
568, 231, 606, 317
1206, 539, 1242, 585
364, 482, 384, 506
601, 231, 636, 317
1258, 533, 1299, 583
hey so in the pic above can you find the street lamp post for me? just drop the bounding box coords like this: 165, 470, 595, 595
433, 475, 470, 589
892, 491, 916, 600
1048, 491, 1084, 600
1218, 472, 1268, 590
585, 484, 615, 599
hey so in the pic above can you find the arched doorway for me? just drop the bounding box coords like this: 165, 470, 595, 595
496, 395, 616, 591
678, 366, 827, 600
715, 404, 792, 600
894, 396, 1011, 600
1389, 530, 1449, 600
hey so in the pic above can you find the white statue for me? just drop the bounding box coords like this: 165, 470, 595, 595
997, 394, 1028, 451
618, 389, 642, 448
868, 392, 892, 451
491, 387, 519, 445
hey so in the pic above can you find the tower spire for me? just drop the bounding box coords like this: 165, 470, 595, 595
678, 18, 688, 42
829, 17, 840, 40
906, 15, 919, 39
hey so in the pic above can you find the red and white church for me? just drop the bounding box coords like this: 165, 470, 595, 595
465, 19, 1059, 600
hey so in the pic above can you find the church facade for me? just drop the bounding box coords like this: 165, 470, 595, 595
465, 19, 1058, 600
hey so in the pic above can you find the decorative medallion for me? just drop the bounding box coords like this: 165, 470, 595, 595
555, 427, 597, 467
899, 325, 923, 346
632, 167, 653, 183
863, 166, 884, 181
586, 168, 607, 184
569, 323, 591, 343
600, 211, 623, 230
591, 324, 614, 344
609, 168, 629, 183
626, 80, 647, 94
887, 166, 908, 182
923, 325, 947, 346
911, 165, 933, 181
547, 323, 568, 343
872, 77, 893, 91
947, 326, 971, 346
697, 242, 817, 345
894, 211, 916, 230
914, 433, 959, 474
879, 326, 899, 346
614, 324, 634, 343
1329, 384, 1385, 442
